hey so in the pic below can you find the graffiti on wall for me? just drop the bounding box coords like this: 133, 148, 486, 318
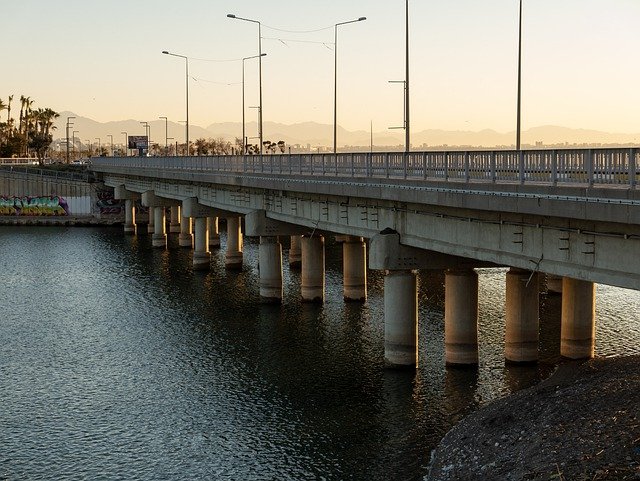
0, 195, 70, 216
95, 189, 124, 215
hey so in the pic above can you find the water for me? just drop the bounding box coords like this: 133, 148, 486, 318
0, 226, 638, 481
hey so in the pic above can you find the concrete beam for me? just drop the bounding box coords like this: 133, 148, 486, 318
141, 191, 179, 208
245, 209, 309, 237
114, 185, 140, 200
369, 229, 490, 271
181, 197, 235, 218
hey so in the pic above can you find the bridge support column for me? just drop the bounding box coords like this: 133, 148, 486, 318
384, 270, 418, 368
445, 269, 479, 365
259, 236, 283, 303
124, 200, 136, 235
169, 206, 181, 233
209, 217, 220, 249
146, 208, 154, 234
152, 207, 167, 249
343, 236, 367, 302
505, 268, 539, 363
179, 216, 192, 248
547, 274, 563, 295
289, 235, 302, 269
193, 217, 210, 271
561, 278, 596, 359
225, 216, 243, 269
301, 235, 325, 303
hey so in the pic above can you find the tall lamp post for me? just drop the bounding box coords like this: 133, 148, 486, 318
121, 131, 128, 157
333, 16, 366, 154
516, 0, 522, 150
162, 51, 189, 155
107, 134, 113, 156
140, 121, 150, 154
405, 0, 410, 153
95, 138, 101, 156
65, 116, 75, 163
159, 116, 168, 155
242, 53, 267, 154
228, 14, 264, 154
72, 130, 79, 160
86, 140, 91, 156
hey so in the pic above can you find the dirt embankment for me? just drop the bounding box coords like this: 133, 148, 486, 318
427, 356, 640, 481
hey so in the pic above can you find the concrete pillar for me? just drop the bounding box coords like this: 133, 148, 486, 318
384, 270, 418, 368
444, 269, 479, 365
547, 274, 563, 295
289, 235, 302, 269
259, 236, 283, 303
225, 216, 243, 269
152, 207, 167, 248
561, 278, 596, 359
505, 268, 539, 363
301, 235, 325, 303
179, 216, 192, 248
146, 207, 154, 234
192, 217, 210, 270
208, 217, 220, 249
169, 206, 181, 233
124, 199, 136, 235
343, 236, 367, 302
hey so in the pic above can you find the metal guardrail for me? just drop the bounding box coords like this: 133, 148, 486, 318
0, 165, 91, 182
90, 148, 638, 188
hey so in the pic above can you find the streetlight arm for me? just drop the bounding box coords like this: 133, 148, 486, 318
227, 14, 260, 25
335, 17, 367, 27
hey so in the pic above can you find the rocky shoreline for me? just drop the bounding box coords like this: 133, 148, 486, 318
427, 355, 640, 480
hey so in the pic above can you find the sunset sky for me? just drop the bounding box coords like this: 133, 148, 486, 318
4, 0, 640, 136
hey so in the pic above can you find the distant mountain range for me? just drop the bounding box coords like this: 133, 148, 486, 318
52, 112, 640, 150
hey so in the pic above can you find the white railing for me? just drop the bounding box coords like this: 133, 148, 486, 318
0, 158, 39, 165
90, 148, 639, 188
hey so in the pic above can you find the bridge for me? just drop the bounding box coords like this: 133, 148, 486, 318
90, 148, 640, 368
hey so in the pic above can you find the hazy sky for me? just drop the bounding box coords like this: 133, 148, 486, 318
4, 0, 640, 134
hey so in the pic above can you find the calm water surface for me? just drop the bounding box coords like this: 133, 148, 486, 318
1, 226, 638, 480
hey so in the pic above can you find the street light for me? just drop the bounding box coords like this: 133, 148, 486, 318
516, 0, 523, 150
333, 16, 367, 154
121, 131, 128, 157
65, 116, 75, 163
162, 50, 190, 155
404, 0, 410, 153
159, 116, 168, 155
86, 140, 91, 156
249, 106, 261, 150
242, 53, 267, 154
140, 121, 150, 154
228, 14, 264, 154
95, 137, 101, 155
107, 134, 113, 156
72, 130, 79, 160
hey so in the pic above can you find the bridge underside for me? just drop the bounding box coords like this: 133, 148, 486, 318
103, 173, 640, 290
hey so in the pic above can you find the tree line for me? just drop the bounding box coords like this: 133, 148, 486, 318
0, 95, 59, 163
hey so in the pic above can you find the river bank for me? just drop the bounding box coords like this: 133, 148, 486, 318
427, 355, 640, 480
0, 215, 121, 226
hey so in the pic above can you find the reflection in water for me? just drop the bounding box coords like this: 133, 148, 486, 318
0, 226, 638, 481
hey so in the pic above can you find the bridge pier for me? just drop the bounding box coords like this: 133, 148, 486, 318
505, 268, 540, 363
384, 270, 418, 368
561, 278, 596, 359
152, 207, 167, 248
114, 186, 139, 235
169, 206, 181, 233
259, 236, 283, 303
208, 217, 220, 249
124, 200, 136, 235
192, 217, 210, 271
301, 235, 325, 303
145, 207, 154, 234
445, 269, 479, 365
179, 216, 192, 248
289, 235, 302, 269
547, 274, 563, 295
341, 236, 367, 302
225, 217, 243, 269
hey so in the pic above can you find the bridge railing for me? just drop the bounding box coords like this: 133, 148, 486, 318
91, 148, 638, 188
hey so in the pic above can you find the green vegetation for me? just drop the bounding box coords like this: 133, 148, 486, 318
0, 95, 59, 164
